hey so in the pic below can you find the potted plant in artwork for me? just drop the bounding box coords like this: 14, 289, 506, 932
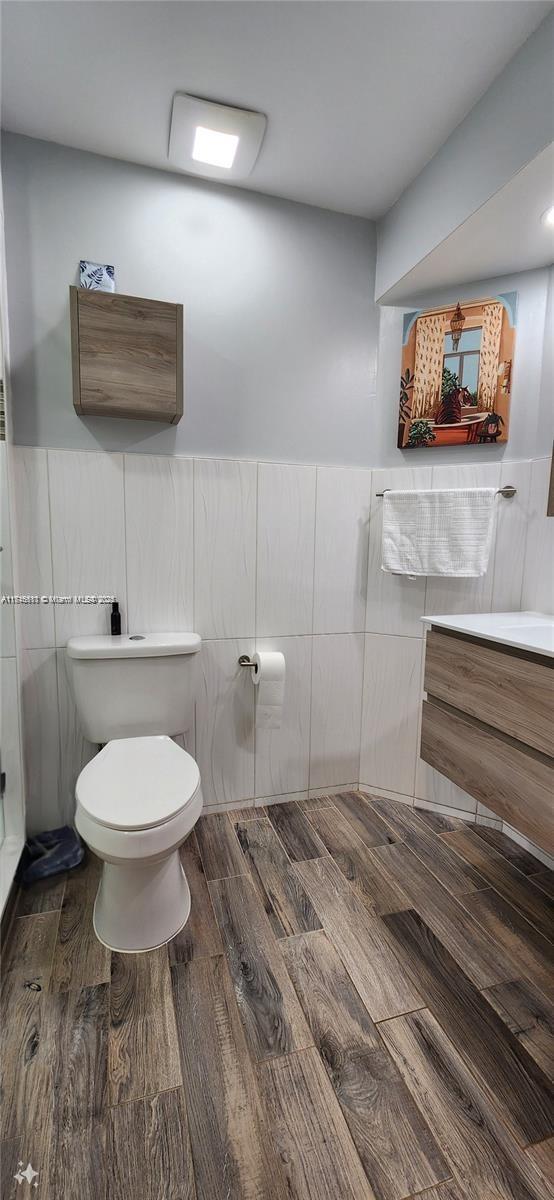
407, 419, 436, 447
441, 365, 459, 400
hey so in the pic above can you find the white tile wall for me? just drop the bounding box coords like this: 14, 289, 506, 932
0, 443, 16, 657
491, 459, 531, 612
20, 647, 61, 831
475, 801, 503, 829
257, 462, 316, 636
194, 458, 256, 639
10, 446, 55, 650
313, 467, 371, 633
56, 648, 96, 826
12, 446, 549, 835
415, 758, 478, 815
49, 449, 127, 643
1, 656, 24, 841
522, 457, 554, 614
124, 453, 194, 632
360, 633, 423, 797
194, 639, 255, 808
309, 633, 364, 790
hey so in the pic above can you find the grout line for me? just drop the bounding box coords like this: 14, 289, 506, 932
440, 842, 554, 947
121, 452, 129, 633
253, 460, 259, 794
310, 465, 318, 639
44, 448, 58, 648
15, 443, 535, 472
276, 926, 324, 943
373, 1004, 428, 1026
410, 636, 426, 801
204, 871, 249, 885
12, 900, 65, 921
52, 647, 65, 826
253, 1044, 317, 1067
253, 458, 259, 640
357, 629, 366, 790
305, 468, 318, 794
46, 904, 62, 983
191, 459, 198, 760
356, 469, 372, 788
265, 807, 322, 868
191, 456, 196, 635
523, 1134, 554, 1151
0, 632, 412, 648
226, 810, 269, 824
306, 635, 315, 794
408, 1182, 456, 1200
108, 1082, 185, 1112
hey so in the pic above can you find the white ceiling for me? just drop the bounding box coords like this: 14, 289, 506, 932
1, 0, 551, 218
381, 144, 554, 304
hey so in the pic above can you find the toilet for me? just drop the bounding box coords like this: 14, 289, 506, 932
66, 631, 203, 953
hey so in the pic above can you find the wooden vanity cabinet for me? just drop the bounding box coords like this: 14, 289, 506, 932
421, 628, 554, 854
70, 286, 183, 423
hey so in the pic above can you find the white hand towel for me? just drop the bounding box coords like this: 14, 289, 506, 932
381, 488, 497, 578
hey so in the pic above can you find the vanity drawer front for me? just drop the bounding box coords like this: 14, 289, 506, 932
421, 699, 554, 855
424, 630, 553, 757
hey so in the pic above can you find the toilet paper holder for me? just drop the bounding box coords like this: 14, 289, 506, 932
238, 654, 258, 671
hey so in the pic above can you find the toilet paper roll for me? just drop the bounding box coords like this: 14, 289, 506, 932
251, 651, 285, 729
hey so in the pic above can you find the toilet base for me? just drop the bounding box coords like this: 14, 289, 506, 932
93, 850, 191, 953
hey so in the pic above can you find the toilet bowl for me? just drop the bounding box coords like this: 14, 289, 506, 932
75, 735, 203, 952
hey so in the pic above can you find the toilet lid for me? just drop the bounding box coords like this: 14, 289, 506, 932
76, 735, 200, 831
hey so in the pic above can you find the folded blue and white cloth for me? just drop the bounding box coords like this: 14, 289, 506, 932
17, 825, 84, 885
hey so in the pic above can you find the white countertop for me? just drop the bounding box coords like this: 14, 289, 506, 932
422, 611, 554, 658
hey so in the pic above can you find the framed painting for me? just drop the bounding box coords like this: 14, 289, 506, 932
398, 292, 517, 449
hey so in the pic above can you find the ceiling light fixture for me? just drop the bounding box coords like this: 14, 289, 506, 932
169, 94, 266, 181
541, 205, 554, 227
192, 126, 239, 169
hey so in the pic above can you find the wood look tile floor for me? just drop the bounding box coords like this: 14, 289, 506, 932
2, 792, 554, 1199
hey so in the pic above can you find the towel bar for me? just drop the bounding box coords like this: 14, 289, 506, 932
375, 484, 517, 499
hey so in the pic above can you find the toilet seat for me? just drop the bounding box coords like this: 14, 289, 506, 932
74, 733, 203, 951
76, 734, 200, 831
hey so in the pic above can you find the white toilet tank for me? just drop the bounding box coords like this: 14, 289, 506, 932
66, 632, 201, 743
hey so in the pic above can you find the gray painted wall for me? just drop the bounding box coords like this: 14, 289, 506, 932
3, 133, 378, 466
538, 265, 554, 445
2, 134, 552, 468
376, 10, 554, 300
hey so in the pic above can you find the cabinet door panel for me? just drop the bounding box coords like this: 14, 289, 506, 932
420, 699, 554, 855
425, 630, 553, 757
71, 287, 183, 423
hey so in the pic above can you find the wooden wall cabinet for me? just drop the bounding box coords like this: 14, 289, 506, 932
70, 286, 183, 423
421, 628, 554, 854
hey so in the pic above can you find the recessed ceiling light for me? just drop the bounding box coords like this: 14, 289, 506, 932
541, 205, 554, 227
169, 94, 266, 181
192, 126, 239, 169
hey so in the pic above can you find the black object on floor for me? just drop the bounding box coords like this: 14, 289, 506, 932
17, 824, 84, 885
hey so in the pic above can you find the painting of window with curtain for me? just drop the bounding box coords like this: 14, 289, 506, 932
398, 292, 517, 449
